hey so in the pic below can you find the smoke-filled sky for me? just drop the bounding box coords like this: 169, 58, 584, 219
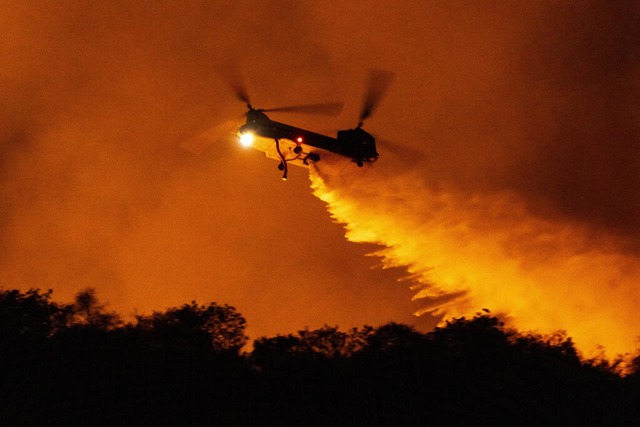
2, 1, 639, 354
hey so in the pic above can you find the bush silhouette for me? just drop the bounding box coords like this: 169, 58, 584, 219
2, 288, 640, 426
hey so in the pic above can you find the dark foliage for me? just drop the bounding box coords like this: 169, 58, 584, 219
0, 288, 70, 347
1, 287, 639, 426
133, 300, 248, 355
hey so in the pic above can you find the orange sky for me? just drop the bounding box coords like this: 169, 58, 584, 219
2, 1, 640, 353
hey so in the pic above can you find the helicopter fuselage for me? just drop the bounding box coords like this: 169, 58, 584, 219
238, 109, 378, 176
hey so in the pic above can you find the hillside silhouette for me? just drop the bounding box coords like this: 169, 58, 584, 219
1, 287, 639, 426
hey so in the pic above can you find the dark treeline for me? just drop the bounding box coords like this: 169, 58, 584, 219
2, 288, 640, 426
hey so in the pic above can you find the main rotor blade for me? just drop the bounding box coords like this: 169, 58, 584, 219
359, 69, 395, 124
263, 102, 344, 116
231, 78, 251, 106
180, 120, 241, 155
215, 57, 251, 106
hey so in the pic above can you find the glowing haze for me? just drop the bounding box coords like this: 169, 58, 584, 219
2, 1, 640, 353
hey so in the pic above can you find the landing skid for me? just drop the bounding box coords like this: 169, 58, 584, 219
274, 137, 288, 180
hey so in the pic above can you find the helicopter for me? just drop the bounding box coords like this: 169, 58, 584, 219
233, 69, 394, 180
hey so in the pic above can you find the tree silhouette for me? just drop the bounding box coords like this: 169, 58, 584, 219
0, 288, 70, 350
70, 287, 121, 330
2, 286, 640, 426
252, 325, 375, 375
362, 322, 427, 352
134, 301, 248, 355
